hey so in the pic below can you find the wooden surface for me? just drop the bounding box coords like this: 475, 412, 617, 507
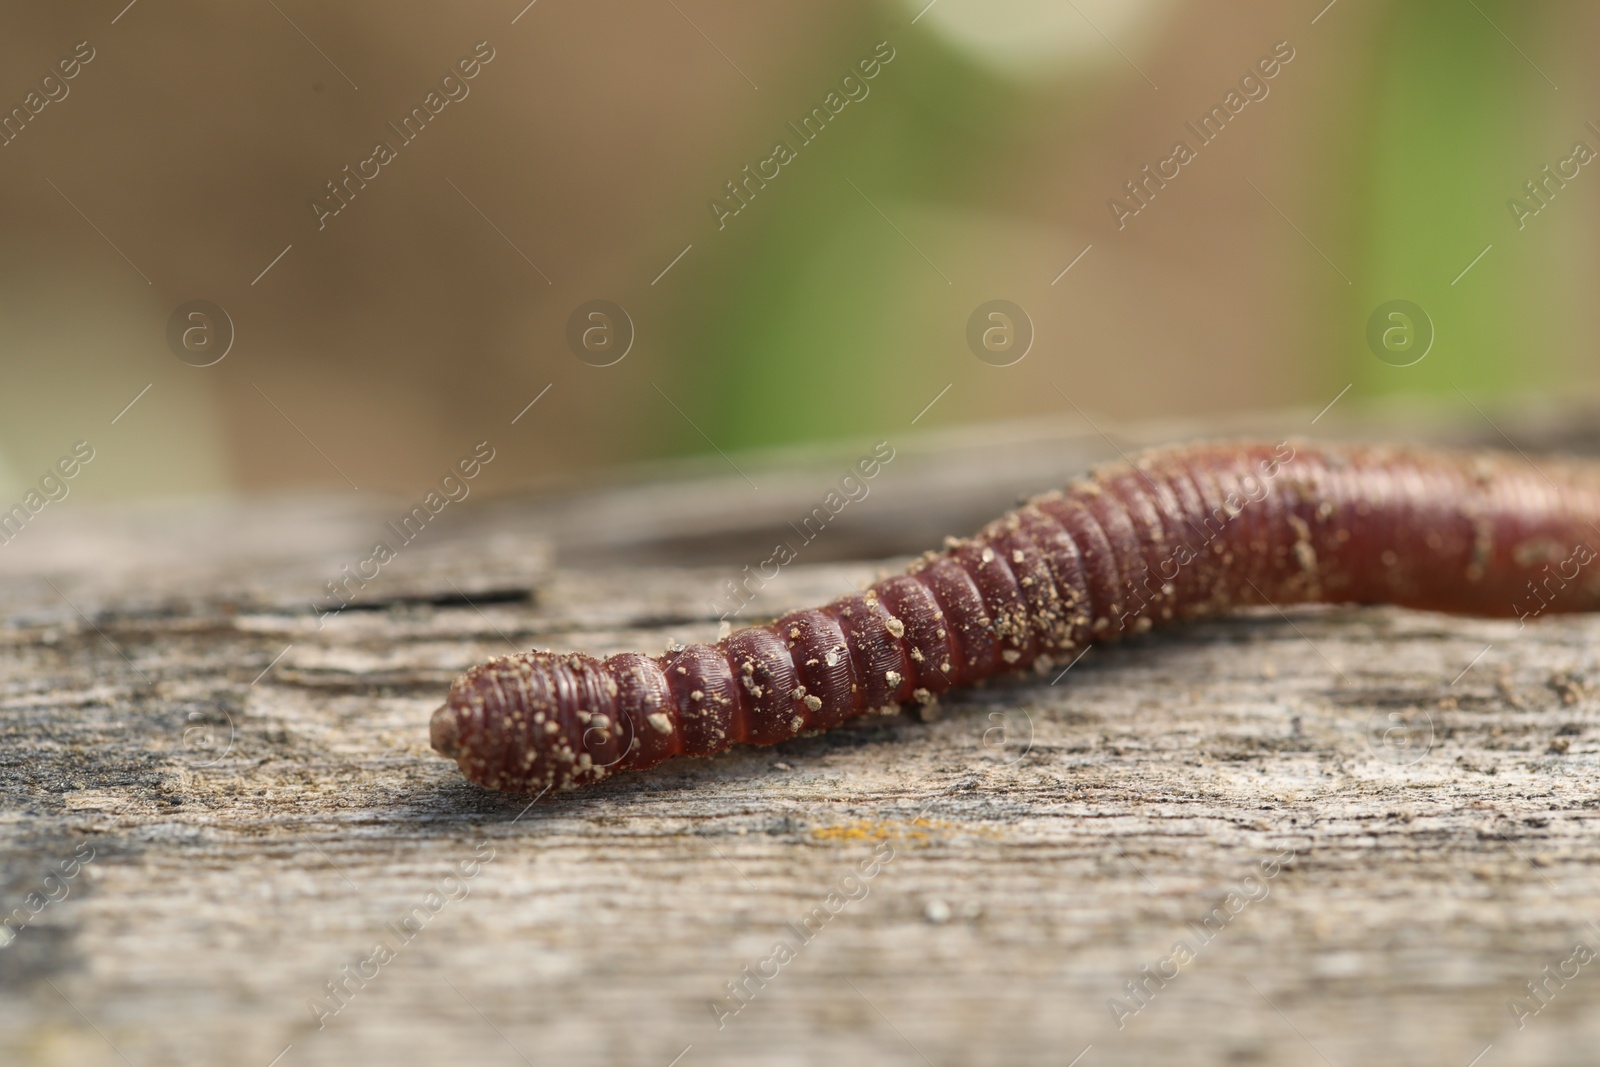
7, 407, 1600, 1067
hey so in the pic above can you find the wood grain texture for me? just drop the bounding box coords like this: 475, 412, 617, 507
6, 412, 1600, 1067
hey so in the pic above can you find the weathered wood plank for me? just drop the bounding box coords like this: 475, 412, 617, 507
5, 411, 1600, 1067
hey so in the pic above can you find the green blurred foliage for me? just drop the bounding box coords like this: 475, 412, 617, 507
674, 11, 1029, 451
1354, 0, 1576, 398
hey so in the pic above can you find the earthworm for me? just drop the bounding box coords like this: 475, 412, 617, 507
430, 440, 1600, 793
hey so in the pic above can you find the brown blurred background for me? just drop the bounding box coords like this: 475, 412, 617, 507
1, 0, 1596, 505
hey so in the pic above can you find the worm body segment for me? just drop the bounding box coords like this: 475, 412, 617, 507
430, 441, 1600, 793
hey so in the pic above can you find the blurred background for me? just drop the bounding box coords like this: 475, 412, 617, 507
0, 0, 1596, 504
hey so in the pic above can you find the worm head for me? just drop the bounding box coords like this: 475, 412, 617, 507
431, 651, 634, 793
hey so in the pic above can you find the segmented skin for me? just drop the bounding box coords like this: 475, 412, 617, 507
430, 441, 1600, 793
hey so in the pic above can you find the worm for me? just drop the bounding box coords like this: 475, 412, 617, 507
430, 440, 1600, 793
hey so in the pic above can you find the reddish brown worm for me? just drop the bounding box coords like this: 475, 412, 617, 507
430, 440, 1600, 793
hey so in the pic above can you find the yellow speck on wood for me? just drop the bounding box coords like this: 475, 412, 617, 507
809, 817, 952, 844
